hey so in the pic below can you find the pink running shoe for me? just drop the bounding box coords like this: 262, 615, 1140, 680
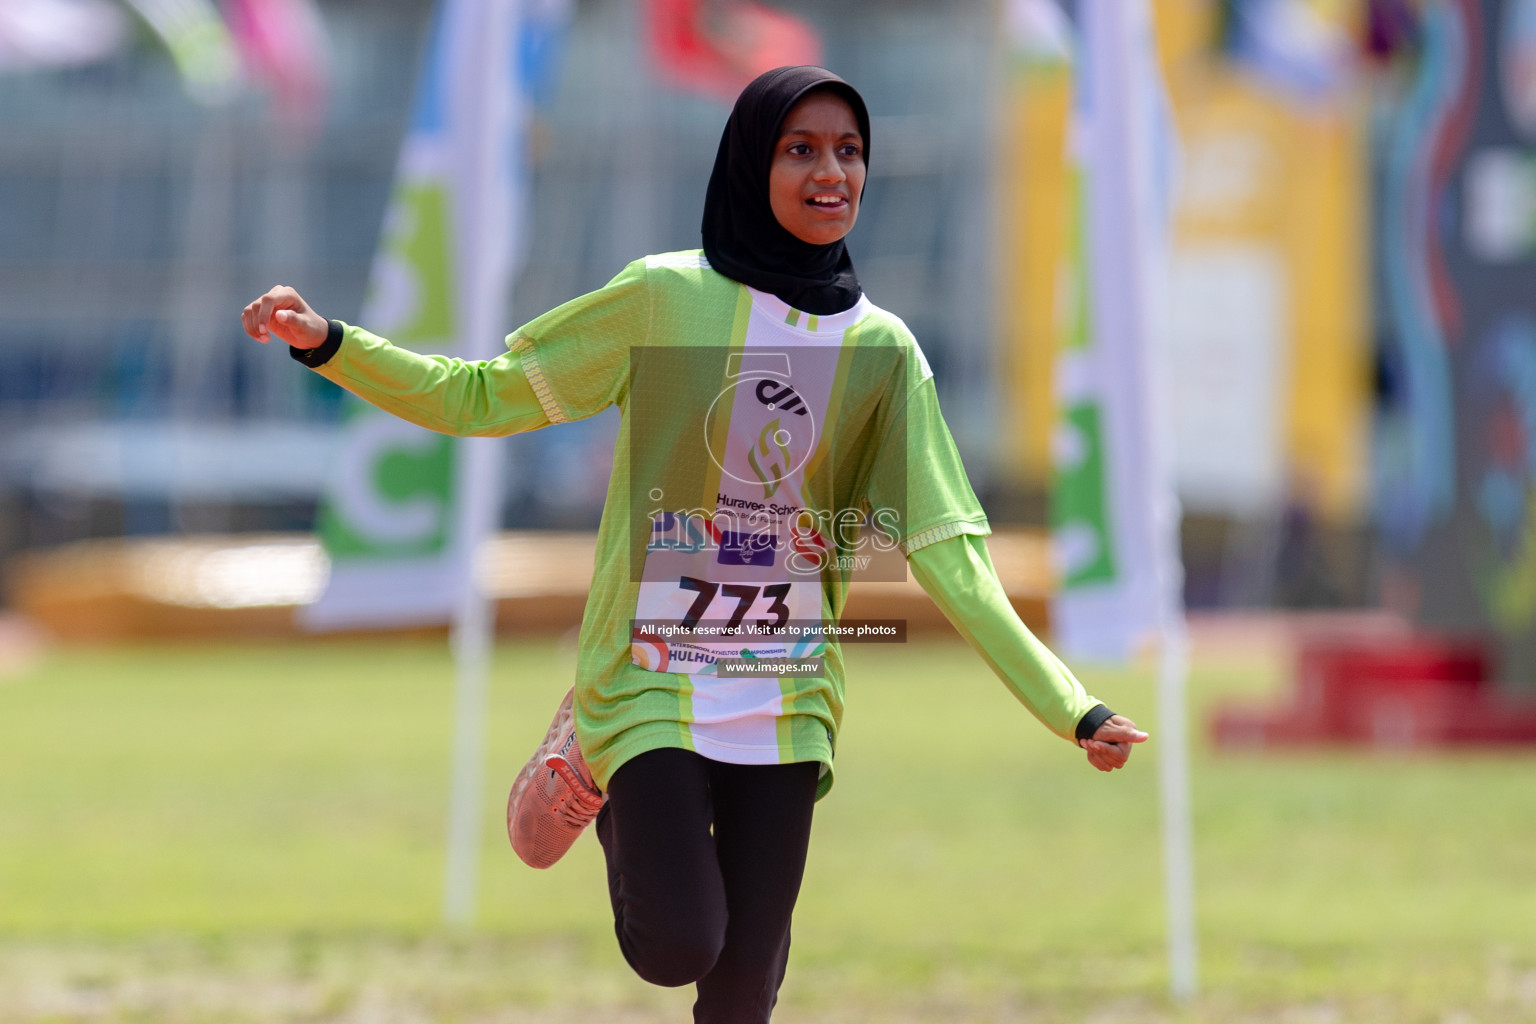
507, 688, 605, 869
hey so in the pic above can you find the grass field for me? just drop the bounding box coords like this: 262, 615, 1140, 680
2, 630, 1534, 1022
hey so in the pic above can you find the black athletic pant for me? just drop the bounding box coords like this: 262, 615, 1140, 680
596, 747, 820, 1023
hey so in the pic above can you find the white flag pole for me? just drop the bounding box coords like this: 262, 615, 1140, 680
444, 439, 501, 926
1101, 0, 1200, 994
442, 0, 522, 927
1157, 614, 1198, 999
298, 0, 543, 923
1074, 0, 1199, 998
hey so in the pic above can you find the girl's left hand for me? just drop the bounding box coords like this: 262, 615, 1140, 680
1079, 714, 1149, 772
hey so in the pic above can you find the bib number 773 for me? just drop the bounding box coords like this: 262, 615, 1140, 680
677, 576, 792, 630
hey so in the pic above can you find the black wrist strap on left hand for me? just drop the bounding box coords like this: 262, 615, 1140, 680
1075, 703, 1115, 742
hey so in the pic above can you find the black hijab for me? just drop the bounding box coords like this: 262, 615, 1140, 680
701, 66, 871, 316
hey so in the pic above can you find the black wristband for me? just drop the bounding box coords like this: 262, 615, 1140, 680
289, 319, 344, 368
1075, 703, 1115, 742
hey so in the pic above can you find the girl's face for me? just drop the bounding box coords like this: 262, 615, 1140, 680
768, 91, 865, 246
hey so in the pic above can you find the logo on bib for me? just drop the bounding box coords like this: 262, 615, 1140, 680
747, 418, 794, 497
704, 353, 820, 498
718, 529, 779, 567
755, 379, 808, 415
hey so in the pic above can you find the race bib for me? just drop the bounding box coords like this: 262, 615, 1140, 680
632, 345, 840, 675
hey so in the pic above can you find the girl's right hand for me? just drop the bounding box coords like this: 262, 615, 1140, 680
242, 286, 329, 349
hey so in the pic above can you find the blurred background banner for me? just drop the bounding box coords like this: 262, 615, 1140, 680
1218, 0, 1357, 103
1001, 0, 1373, 612
220, 0, 331, 133
1375, 0, 1536, 683
644, 0, 820, 103
121, 0, 243, 103
0, 0, 131, 72
301, 0, 567, 632
1049, 0, 1182, 663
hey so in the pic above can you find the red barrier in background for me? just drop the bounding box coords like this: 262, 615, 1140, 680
1210, 635, 1536, 749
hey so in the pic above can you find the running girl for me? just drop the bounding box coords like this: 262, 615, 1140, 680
242, 65, 1148, 1024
